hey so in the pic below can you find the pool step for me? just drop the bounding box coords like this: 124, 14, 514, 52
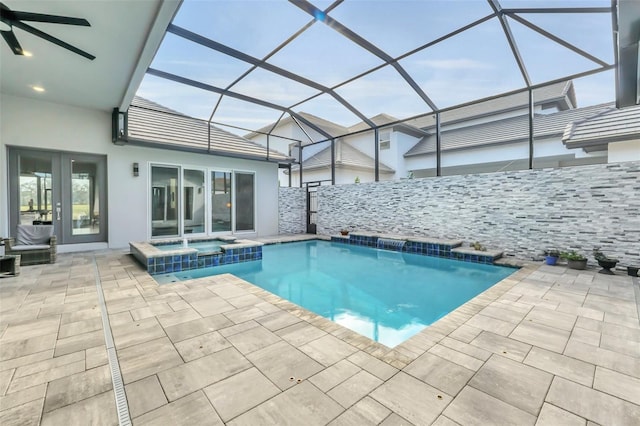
451, 247, 503, 264
332, 232, 502, 265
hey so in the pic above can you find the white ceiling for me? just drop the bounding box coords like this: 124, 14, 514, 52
0, 0, 179, 112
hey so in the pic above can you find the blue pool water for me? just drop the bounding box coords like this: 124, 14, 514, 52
155, 240, 515, 347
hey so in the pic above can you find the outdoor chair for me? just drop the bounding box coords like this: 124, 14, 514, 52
3, 224, 57, 265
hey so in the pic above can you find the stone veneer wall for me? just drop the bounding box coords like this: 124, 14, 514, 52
278, 187, 307, 234
313, 162, 640, 267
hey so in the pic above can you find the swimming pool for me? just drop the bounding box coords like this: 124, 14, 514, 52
155, 240, 516, 347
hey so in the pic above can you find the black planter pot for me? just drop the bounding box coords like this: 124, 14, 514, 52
597, 259, 618, 275
628, 266, 639, 277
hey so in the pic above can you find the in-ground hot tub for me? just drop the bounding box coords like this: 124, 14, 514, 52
130, 236, 263, 275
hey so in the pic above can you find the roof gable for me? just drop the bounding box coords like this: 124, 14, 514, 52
297, 143, 394, 173
563, 103, 640, 150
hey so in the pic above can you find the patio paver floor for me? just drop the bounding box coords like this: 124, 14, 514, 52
0, 237, 639, 425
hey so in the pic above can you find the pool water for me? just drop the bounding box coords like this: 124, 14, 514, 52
156, 240, 515, 347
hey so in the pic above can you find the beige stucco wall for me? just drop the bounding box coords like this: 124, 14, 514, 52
608, 139, 640, 163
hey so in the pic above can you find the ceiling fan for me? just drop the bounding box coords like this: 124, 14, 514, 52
0, 2, 94, 60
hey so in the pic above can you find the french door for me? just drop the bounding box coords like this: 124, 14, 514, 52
8, 148, 108, 244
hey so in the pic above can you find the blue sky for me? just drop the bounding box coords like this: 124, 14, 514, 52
137, 0, 614, 134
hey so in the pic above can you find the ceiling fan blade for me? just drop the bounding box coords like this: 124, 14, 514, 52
11, 11, 90, 27
1, 29, 23, 54
12, 20, 95, 60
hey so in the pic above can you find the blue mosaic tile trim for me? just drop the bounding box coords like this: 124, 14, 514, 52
451, 252, 496, 264
146, 246, 262, 275
348, 234, 378, 247
404, 241, 453, 257
332, 236, 497, 265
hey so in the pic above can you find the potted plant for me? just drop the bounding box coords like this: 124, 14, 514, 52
592, 247, 618, 275
471, 241, 486, 251
560, 251, 587, 270
543, 249, 560, 266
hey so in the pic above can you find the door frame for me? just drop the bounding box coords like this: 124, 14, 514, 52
7, 147, 108, 245
305, 181, 320, 234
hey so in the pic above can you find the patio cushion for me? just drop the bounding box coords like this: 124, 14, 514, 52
10, 244, 51, 251
16, 225, 54, 245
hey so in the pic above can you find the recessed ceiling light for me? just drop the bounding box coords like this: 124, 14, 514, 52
32, 86, 45, 92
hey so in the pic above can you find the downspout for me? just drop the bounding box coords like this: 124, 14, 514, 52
374, 129, 380, 182
299, 142, 303, 188
528, 88, 534, 169
331, 139, 336, 185
436, 112, 442, 176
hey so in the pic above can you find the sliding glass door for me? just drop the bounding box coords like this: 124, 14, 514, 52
151, 165, 179, 237
149, 165, 255, 238
234, 172, 255, 232
183, 169, 205, 234
211, 171, 231, 233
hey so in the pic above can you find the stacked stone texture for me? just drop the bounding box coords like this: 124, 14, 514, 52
299, 162, 639, 267
278, 187, 307, 234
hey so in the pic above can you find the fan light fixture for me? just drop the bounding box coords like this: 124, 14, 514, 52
0, 2, 94, 60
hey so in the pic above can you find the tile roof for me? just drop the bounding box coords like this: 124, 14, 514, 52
348, 113, 400, 132
244, 81, 574, 147
244, 112, 349, 142
563, 103, 640, 150
294, 143, 394, 173
404, 102, 613, 157
127, 97, 292, 163
405, 80, 575, 129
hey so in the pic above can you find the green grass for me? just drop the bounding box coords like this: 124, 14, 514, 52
21, 204, 91, 220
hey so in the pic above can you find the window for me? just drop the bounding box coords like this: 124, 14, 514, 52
379, 130, 391, 150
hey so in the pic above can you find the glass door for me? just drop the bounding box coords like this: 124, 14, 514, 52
9, 149, 60, 229
61, 153, 108, 244
8, 148, 107, 245
234, 172, 255, 232
151, 165, 180, 237
211, 171, 232, 233
183, 169, 205, 235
